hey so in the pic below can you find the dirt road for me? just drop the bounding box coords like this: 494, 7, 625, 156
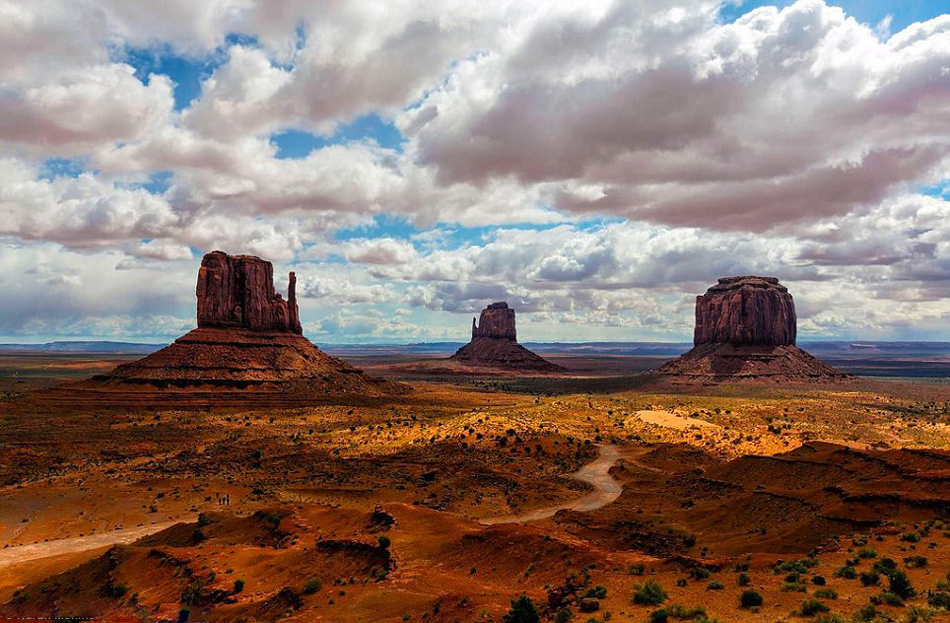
0, 519, 187, 571
480, 444, 622, 525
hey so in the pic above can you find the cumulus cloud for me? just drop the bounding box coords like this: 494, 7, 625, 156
0, 0, 947, 340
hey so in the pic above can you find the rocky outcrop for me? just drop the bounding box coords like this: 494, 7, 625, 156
694, 276, 795, 346
472, 302, 517, 341
656, 277, 845, 383
197, 251, 301, 334
48, 251, 405, 408
451, 302, 563, 372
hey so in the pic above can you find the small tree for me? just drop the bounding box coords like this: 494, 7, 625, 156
504, 596, 540, 623
632, 581, 668, 606
740, 590, 763, 609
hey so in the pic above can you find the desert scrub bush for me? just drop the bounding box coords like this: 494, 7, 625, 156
901, 605, 936, 623
232, 579, 244, 594
833, 565, 857, 579
889, 570, 916, 600
814, 588, 838, 600
811, 575, 826, 585
553, 609, 572, 623
303, 578, 322, 594
688, 567, 711, 580
775, 560, 810, 575
797, 598, 830, 616
871, 592, 904, 607
872, 557, 897, 574
813, 616, 846, 623
377, 535, 391, 549
628, 563, 645, 575
737, 572, 750, 586
503, 596, 540, 623
904, 555, 928, 569
632, 581, 668, 606
707, 580, 724, 591
649, 604, 710, 622
739, 590, 763, 609
927, 590, 950, 610
858, 548, 878, 559
584, 586, 608, 599
108, 584, 129, 599
852, 605, 880, 622
901, 532, 920, 543
860, 571, 880, 586
781, 581, 808, 593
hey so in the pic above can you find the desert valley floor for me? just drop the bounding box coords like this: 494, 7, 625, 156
0, 348, 949, 623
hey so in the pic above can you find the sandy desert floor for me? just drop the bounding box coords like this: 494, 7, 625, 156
0, 365, 949, 622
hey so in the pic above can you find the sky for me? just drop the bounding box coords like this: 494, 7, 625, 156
0, 0, 948, 345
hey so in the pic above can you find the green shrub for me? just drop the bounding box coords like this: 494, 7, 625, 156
814, 588, 837, 600
503, 596, 540, 623
707, 580, 724, 591
904, 556, 928, 569
858, 548, 878, 559
833, 565, 857, 579
553, 609, 573, 623
739, 590, 763, 609
689, 567, 711, 580
303, 578, 322, 594
889, 570, 916, 599
584, 586, 608, 599
649, 604, 708, 622
872, 558, 897, 576
928, 591, 950, 610
782, 581, 808, 593
629, 563, 646, 575
860, 571, 880, 587
737, 572, 750, 587
633, 581, 669, 606
902, 605, 936, 623
232, 579, 244, 594
871, 592, 904, 607
108, 584, 128, 599
811, 575, 826, 586
798, 598, 829, 616
377, 535, 391, 549
853, 605, 879, 622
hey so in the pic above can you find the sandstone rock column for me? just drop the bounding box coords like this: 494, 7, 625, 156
472, 302, 517, 341
196, 251, 302, 334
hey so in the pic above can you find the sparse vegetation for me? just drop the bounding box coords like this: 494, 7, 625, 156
504, 596, 540, 623
739, 590, 763, 609
633, 581, 668, 606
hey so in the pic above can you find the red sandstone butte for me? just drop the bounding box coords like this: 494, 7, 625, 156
451, 302, 563, 372
41, 251, 404, 408
656, 276, 845, 383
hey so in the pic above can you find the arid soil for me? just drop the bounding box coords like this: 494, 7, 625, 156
1, 358, 949, 622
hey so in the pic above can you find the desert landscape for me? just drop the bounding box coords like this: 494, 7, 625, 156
0, 256, 948, 623
2, 1, 949, 621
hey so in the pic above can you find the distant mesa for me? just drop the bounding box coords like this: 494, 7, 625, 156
450, 302, 564, 372
655, 276, 846, 382
42, 251, 404, 408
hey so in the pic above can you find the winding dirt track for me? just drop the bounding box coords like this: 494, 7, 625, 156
0, 519, 187, 571
480, 444, 622, 525
0, 447, 627, 566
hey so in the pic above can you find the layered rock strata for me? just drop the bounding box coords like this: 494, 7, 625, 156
656, 276, 845, 382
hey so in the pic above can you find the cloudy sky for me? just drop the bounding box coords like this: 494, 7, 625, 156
0, 0, 948, 344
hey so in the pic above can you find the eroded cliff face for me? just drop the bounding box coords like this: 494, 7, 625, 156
694, 276, 796, 347
472, 302, 517, 341
196, 251, 301, 334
